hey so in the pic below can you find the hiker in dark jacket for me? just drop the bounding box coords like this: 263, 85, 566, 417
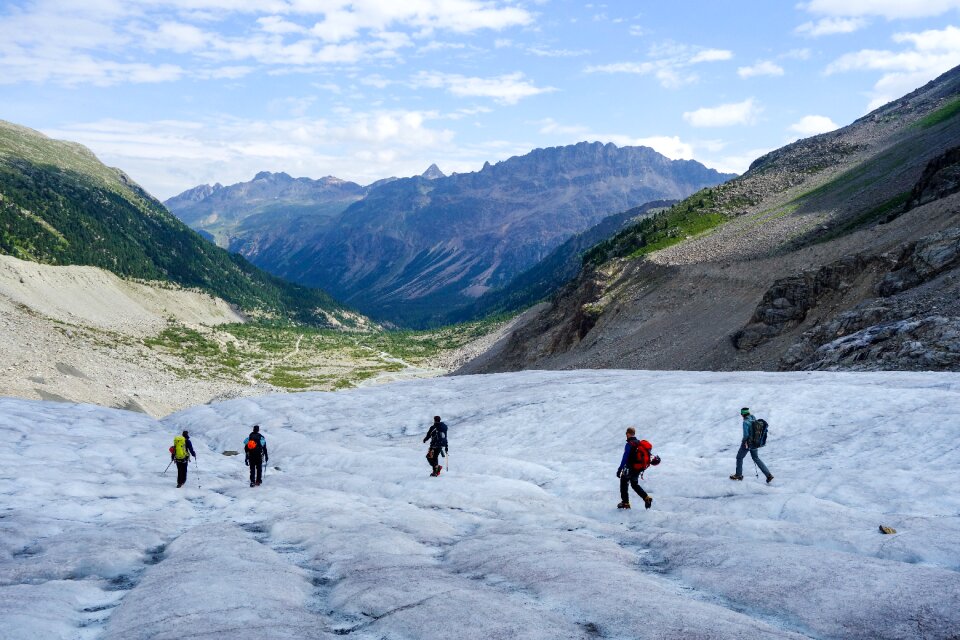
731, 407, 773, 483
423, 416, 448, 476
172, 430, 197, 488
243, 425, 268, 487
616, 427, 653, 509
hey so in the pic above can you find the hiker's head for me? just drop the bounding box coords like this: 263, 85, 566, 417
434, 416, 441, 423
253, 424, 260, 433
740, 408, 750, 417
625, 427, 636, 438
182, 430, 189, 438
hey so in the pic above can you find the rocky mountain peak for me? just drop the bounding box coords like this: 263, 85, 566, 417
253, 171, 292, 182
421, 164, 445, 180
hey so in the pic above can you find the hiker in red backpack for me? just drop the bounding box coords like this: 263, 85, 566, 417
243, 425, 268, 487
616, 427, 655, 509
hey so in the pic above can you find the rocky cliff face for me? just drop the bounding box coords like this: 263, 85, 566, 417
460, 66, 960, 374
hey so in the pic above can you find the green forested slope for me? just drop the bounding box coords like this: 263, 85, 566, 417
0, 121, 352, 325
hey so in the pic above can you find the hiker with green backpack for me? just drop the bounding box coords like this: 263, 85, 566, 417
171, 431, 196, 488
730, 407, 773, 483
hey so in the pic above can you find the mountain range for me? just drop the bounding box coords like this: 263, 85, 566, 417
166, 143, 734, 327
460, 65, 960, 374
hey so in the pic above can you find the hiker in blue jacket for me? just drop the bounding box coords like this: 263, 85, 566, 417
731, 407, 773, 483
423, 416, 448, 476
243, 425, 268, 487
616, 427, 653, 509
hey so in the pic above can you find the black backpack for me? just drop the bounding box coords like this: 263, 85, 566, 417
749, 419, 769, 449
430, 423, 448, 449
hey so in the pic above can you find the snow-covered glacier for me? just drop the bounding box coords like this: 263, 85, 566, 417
2, 370, 959, 639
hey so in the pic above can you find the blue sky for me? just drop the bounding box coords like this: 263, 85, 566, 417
1, 0, 959, 199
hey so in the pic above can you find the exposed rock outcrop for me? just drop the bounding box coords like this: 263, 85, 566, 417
734, 227, 960, 371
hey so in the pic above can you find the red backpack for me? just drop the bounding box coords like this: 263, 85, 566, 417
630, 439, 653, 471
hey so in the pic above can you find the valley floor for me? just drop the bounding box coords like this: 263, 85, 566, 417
0, 253, 505, 416
2, 370, 958, 639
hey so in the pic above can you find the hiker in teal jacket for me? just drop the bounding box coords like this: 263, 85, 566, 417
730, 408, 773, 483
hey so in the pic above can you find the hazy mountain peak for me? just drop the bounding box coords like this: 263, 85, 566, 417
253, 171, 292, 181
421, 164, 445, 180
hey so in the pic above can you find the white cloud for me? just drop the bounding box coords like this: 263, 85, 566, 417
825, 25, 960, 111
801, 0, 960, 19
704, 147, 775, 175
796, 17, 868, 37
789, 115, 840, 136
46, 109, 459, 198
738, 60, 785, 78
537, 118, 590, 136
781, 48, 812, 60
306, 1, 534, 43
683, 98, 761, 127
526, 46, 590, 57
0, 0, 534, 86
689, 48, 733, 63
413, 71, 556, 105
628, 135, 695, 159
585, 43, 734, 89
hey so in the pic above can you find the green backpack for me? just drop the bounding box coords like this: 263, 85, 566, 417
173, 435, 189, 460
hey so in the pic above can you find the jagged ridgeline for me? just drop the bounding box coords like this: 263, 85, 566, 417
0, 121, 353, 326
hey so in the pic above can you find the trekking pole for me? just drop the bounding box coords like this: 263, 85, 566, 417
162, 460, 173, 475
195, 459, 201, 489
752, 456, 759, 479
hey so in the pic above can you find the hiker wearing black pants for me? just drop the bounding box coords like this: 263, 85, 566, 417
172, 431, 196, 488
423, 416, 448, 477
243, 425, 268, 487
617, 427, 654, 509
731, 407, 773, 483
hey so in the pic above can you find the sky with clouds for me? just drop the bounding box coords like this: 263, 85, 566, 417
2, 0, 959, 199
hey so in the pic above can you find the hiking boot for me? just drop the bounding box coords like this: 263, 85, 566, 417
643, 495, 653, 510
250, 481, 255, 487
256, 481, 262, 486
729, 474, 743, 481
176, 483, 183, 488
617, 501, 631, 509
766, 475, 774, 484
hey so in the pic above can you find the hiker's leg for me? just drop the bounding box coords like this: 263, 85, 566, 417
255, 459, 263, 484
750, 448, 771, 477
619, 473, 630, 503
629, 472, 648, 499
249, 459, 256, 484
176, 461, 187, 486
735, 443, 748, 476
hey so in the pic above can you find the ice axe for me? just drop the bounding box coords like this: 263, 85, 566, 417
162, 460, 173, 475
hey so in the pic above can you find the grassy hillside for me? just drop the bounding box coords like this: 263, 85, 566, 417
0, 121, 355, 326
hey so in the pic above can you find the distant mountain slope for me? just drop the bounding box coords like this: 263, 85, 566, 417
192, 142, 731, 327
165, 171, 367, 250
0, 121, 358, 326
446, 199, 675, 324
462, 65, 960, 373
